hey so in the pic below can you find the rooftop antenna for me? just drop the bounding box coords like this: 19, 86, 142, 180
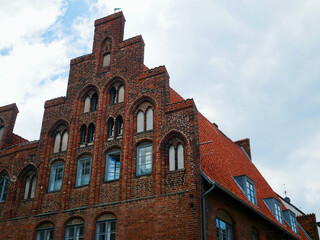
283, 184, 291, 203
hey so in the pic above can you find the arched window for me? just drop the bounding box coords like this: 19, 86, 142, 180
61, 131, 68, 152
80, 125, 87, 145
91, 93, 98, 111
146, 108, 153, 131
0, 125, 4, 142
105, 150, 121, 181
23, 171, 36, 200
84, 96, 91, 113
65, 218, 84, 240
118, 85, 124, 103
107, 118, 114, 139
96, 214, 116, 240
88, 123, 95, 143
137, 111, 144, 133
116, 116, 123, 137
36, 222, 54, 240
53, 133, 61, 153
169, 145, 175, 171
168, 143, 184, 171
52, 125, 68, 153
109, 87, 116, 105
250, 230, 259, 240
103, 53, 111, 67
0, 174, 9, 202
49, 162, 64, 192
76, 156, 92, 187
137, 143, 153, 176
216, 210, 233, 240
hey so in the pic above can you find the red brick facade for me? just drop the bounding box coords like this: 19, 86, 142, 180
0, 12, 315, 240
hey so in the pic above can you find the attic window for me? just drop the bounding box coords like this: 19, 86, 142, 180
234, 175, 257, 205
283, 210, 298, 234
263, 197, 283, 224
103, 53, 111, 67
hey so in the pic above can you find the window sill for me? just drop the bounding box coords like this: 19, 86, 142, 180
74, 184, 89, 189
104, 179, 120, 183
168, 169, 185, 174
88, 142, 94, 146
47, 190, 61, 194
136, 173, 152, 178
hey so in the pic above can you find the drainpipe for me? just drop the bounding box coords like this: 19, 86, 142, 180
202, 179, 216, 240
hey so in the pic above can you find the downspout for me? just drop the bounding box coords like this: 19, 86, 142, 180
201, 170, 216, 240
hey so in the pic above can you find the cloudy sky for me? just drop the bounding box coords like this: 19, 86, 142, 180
0, 0, 319, 218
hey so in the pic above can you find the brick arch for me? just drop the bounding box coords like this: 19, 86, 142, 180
48, 119, 69, 138
63, 215, 85, 226
102, 76, 127, 105
159, 130, 188, 151
17, 164, 37, 179
76, 152, 92, 160
135, 138, 153, 147
77, 84, 100, 102
216, 208, 235, 225
95, 211, 117, 221
0, 168, 10, 178
100, 35, 114, 51
130, 95, 157, 114
34, 220, 55, 230
104, 144, 121, 155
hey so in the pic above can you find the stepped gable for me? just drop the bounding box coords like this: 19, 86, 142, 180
198, 112, 309, 239
169, 87, 184, 104
10, 133, 28, 145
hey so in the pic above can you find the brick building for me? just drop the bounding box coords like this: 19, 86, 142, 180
0, 12, 315, 239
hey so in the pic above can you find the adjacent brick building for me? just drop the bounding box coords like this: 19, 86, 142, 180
0, 12, 316, 240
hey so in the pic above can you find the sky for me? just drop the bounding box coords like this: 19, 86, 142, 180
0, 0, 319, 218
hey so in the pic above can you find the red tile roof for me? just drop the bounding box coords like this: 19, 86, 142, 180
169, 88, 309, 239
197, 112, 309, 239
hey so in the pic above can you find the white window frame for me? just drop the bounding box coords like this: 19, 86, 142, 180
246, 180, 256, 205
65, 224, 84, 240
136, 144, 153, 176
49, 163, 64, 192
96, 219, 116, 240
36, 228, 54, 240
274, 202, 283, 223
76, 157, 92, 187
105, 150, 121, 181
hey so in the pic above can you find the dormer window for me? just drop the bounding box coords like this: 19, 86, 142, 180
234, 175, 257, 205
283, 210, 298, 233
263, 197, 283, 224
103, 53, 111, 67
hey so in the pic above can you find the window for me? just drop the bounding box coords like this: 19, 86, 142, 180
53, 127, 68, 153
76, 156, 92, 187
246, 180, 256, 205
234, 175, 257, 205
65, 219, 84, 240
274, 202, 282, 223
146, 108, 153, 131
0, 175, 9, 202
80, 125, 87, 145
168, 143, 184, 171
0, 125, 4, 141
107, 118, 114, 138
118, 86, 124, 103
109, 87, 116, 105
49, 163, 64, 192
91, 93, 98, 111
103, 53, 111, 67
290, 214, 297, 233
105, 150, 121, 181
88, 123, 95, 143
137, 144, 152, 176
36, 223, 54, 240
216, 210, 233, 240
96, 214, 116, 240
250, 231, 258, 240
116, 116, 123, 136
137, 111, 144, 133
263, 198, 283, 224
84, 96, 91, 113
24, 172, 36, 200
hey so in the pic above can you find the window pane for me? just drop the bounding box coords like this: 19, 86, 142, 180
146, 108, 153, 131
24, 177, 31, 199
177, 144, 184, 169
137, 145, 152, 175
49, 164, 64, 192
0, 126, 3, 141
103, 53, 110, 67
0, 176, 8, 202
169, 145, 175, 171
61, 131, 68, 152
77, 158, 91, 186
84, 96, 90, 113
30, 176, 37, 198
91, 93, 98, 111
109, 87, 116, 105
118, 86, 124, 103
80, 127, 86, 145
137, 111, 144, 132
53, 133, 61, 153
106, 151, 121, 181
117, 117, 123, 136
